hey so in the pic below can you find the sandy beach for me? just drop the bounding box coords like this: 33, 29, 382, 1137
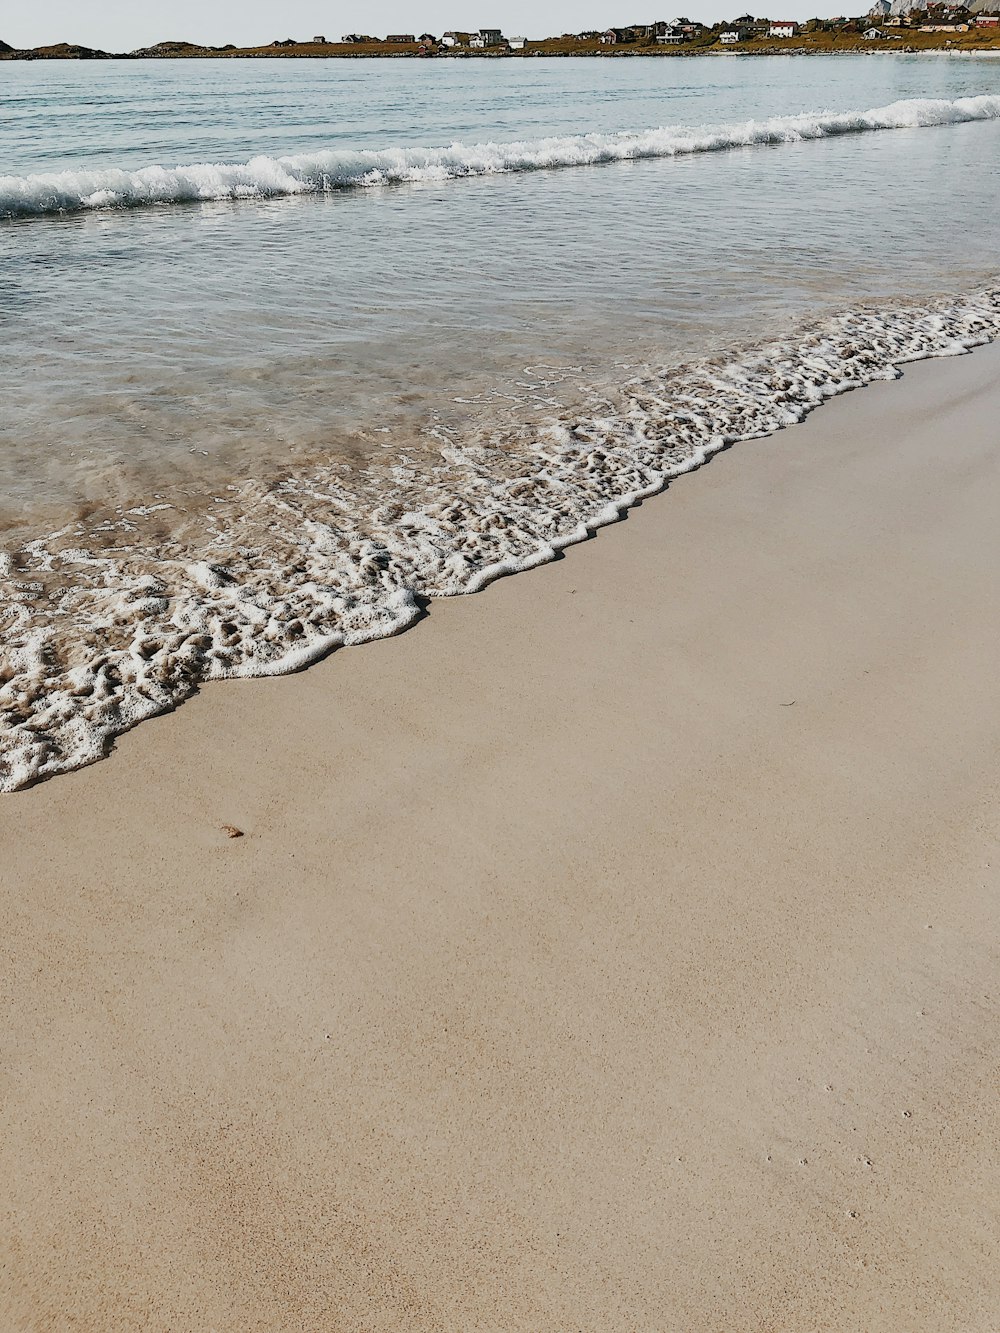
1, 343, 998, 1330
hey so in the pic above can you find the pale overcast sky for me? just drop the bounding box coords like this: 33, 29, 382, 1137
2, 1, 832, 49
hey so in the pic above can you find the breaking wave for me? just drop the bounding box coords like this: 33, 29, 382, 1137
3, 94, 1000, 218
1, 287, 999, 790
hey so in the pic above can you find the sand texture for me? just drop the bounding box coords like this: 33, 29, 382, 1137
1, 345, 998, 1331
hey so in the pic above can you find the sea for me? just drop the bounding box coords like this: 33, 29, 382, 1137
2, 53, 1000, 788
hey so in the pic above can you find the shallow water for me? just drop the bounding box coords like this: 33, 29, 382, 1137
1, 55, 999, 787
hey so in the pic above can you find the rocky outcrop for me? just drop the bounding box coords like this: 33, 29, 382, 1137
129, 40, 210, 56
869, 0, 920, 14
32, 42, 112, 58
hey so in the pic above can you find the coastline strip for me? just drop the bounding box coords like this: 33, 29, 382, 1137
2, 340, 998, 1328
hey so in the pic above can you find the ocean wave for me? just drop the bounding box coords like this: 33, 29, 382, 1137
3, 94, 1000, 218
1, 288, 999, 790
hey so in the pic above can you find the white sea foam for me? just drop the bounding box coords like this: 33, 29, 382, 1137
2, 95, 1000, 218
1, 288, 999, 791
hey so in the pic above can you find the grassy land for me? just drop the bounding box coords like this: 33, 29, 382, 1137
713, 27, 1000, 52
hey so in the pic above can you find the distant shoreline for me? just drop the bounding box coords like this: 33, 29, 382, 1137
4, 33, 1000, 60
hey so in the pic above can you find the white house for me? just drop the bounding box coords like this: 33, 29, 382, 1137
720, 29, 742, 42
768, 20, 797, 36
508, 36, 526, 48
862, 26, 885, 37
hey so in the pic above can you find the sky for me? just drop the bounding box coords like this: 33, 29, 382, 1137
0, 1, 838, 50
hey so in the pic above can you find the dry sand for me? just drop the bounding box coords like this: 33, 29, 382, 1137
1, 345, 998, 1331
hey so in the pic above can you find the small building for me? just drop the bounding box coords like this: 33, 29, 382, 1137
769, 20, 797, 36
862, 26, 885, 38
600, 29, 619, 42
977, 14, 1000, 24
508, 36, 526, 48
720, 30, 742, 42
385, 34, 416, 43
312, 35, 327, 44
478, 28, 506, 46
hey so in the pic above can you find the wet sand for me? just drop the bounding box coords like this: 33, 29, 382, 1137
1, 343, 998, 1331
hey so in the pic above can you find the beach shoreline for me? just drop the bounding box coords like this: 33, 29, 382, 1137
1, 342, 998, 1328
4, 287, 998, 793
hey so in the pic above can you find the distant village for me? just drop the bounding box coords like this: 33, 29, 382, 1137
4, 5, 1000, 61
260, 6, 1000, 51
329, 5, 1000, 47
